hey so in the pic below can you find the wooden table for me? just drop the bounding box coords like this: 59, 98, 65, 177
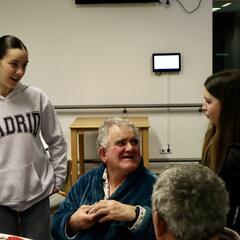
70, 116, 150, 184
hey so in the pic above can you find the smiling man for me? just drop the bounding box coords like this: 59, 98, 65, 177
52, 117, 157, 240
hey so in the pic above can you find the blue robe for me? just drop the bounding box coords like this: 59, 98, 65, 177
51, 161, 157, 240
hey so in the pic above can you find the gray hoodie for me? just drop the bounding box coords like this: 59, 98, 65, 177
0, 83, 67, 211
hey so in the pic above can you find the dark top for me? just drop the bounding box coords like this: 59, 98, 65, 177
219, 144, 240, 233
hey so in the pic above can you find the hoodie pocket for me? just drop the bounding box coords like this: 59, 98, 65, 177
0, 162, 43, 203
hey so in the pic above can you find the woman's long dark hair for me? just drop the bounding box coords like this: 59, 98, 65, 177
202, 69, 240, 173
0, 35, 27, 60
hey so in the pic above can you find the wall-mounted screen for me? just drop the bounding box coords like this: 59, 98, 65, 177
76, 0, 158, 3
152, 53, 181, 73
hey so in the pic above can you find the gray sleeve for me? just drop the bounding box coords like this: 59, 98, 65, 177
40, 92, 68, 189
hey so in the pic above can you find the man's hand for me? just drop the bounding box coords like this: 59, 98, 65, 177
88, 200, 136, 223
67, 204, 99, 236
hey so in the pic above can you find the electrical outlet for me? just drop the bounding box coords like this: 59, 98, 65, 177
160, 146, 172, 154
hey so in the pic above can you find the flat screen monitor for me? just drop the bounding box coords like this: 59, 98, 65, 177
152, 53, 181, 73
76, 0, 158, 3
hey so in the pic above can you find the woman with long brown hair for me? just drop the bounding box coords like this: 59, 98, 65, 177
202, 69, 240, 233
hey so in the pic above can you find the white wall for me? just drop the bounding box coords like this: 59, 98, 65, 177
0, 0, 212, 163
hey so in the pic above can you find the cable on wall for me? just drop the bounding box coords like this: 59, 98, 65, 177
166, 73, 171, 153
158, 0, 202, 14
175, 0, 202, 14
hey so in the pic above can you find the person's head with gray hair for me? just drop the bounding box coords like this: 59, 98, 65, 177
96, 117, 139, 149
152, 163, 229, 240
96, 117, 141, 177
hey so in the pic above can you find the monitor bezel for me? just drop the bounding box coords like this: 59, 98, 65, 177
152, 53, 181, 73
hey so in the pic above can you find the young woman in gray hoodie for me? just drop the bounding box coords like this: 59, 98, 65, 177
0, 35, 67, 240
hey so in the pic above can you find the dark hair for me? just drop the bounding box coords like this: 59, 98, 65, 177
202, 69, 240, 172
0, 35, 27, 60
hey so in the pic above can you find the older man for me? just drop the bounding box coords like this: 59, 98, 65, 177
52, 117, 157, 240
152, 163, 240, 240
